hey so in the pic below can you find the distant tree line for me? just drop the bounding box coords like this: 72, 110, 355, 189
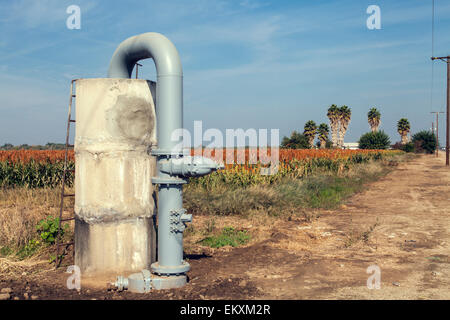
0, 143, 66, 151
282, 105, 436, 153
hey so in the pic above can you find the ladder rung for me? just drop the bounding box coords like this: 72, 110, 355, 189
66, 169, 75, 172
57, 241, 74, 247
67, 144, 74, 148
70, 119, 76, 123
63, 194, 75, 197
61, 217, 75, 222
72, 94, 76, 97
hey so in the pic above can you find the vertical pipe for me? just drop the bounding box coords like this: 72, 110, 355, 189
108, 32, 188, 276
157, 184, 184, 267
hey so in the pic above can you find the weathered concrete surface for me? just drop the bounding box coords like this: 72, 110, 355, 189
74, 78, 157, 275
75, 217, 156, 274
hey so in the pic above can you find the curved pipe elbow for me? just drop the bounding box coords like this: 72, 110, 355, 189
107, 32, 182, 78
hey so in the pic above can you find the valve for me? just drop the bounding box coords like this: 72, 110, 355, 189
159, 156, 224, 178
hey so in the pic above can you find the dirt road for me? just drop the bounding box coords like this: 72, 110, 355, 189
1, 153, 449, 300
246, 153, 450, 299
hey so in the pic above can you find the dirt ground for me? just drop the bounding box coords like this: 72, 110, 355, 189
1, 153, 450, 300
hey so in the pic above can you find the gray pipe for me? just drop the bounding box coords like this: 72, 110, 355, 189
108, 33, 220, 285
108, 32, 187, 276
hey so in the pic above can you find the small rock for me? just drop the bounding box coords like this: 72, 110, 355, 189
23, 292, 29, 299
392, 282, 400, 287
1, 288, 12, 293
31, 295, 38, 300
13, 297, 19, 300
167, 292, 173, 297
21, 272, 27, 276
86, 289, 90, 294
0, 293, 10, 300
199, 294, 205, 300
239, 280, 247, 287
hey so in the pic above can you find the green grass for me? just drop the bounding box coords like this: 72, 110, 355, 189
184, 157, 398, 216
15, 239, 41, 260
0, 245, 13, 257
200, 226, 251, 248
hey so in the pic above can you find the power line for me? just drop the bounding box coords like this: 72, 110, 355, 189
432, 0, 435, 57
430, 0, 435, 113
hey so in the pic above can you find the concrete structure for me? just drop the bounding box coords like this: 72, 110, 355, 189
107, 33, 221, 292
74, 78, 157, 275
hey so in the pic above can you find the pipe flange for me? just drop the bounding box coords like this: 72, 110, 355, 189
150, 261, 190, 275
151, 177, 187, 185
151, 149, 185, 157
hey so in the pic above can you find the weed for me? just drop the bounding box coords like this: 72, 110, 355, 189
344, 219, 380, 248
200, 226, 251, 248
203, 218, 216, 235
36, 216, 68, 245
49, 253, 66, 264
0, 246, 13, 257
16, 239, 40, 260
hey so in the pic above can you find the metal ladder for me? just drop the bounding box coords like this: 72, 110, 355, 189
55, 79, 77, 268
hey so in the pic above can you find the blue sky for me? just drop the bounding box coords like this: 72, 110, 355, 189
0, 0, 449, 146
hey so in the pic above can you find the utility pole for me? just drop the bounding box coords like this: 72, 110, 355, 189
431, 111, 444, 157
431, 56, 450, 166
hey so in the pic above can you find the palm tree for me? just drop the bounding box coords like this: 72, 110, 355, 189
338, 105, 351, 148
303, 120, 317, 148
327, 104, 339, 147
397, 118, 411, 144
317, 123, 330, 149
368, 107, 381, 132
